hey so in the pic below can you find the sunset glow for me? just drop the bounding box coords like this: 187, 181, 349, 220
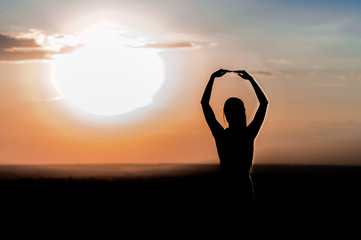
0, 0, 360, 165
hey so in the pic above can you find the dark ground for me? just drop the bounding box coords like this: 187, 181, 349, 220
1, 164, 360, 231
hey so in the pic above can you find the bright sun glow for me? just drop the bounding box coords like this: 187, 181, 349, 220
54, 29, 165, 116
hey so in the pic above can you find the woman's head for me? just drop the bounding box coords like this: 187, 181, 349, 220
224, 97, 246, 127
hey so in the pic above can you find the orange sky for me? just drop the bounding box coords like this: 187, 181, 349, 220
1, 0, 361, 165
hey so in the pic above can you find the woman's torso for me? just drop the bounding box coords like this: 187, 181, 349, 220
215, 127, 255, 175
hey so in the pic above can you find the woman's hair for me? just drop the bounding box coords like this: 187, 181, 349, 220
223, 97, 246, 125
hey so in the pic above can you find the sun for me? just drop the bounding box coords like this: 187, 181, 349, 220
53, 29, 165, 116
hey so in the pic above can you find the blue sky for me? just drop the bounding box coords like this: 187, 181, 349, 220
1, 0, 360, 31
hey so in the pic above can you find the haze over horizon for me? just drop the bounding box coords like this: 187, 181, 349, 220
0, 0, 360, 165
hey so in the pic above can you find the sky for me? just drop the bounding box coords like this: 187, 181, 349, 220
0, 0, 361, 165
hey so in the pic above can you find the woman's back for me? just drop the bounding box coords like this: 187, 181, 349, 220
215, 127, 254, 174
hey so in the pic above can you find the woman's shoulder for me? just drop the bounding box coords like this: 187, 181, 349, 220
226, 127, 256, 139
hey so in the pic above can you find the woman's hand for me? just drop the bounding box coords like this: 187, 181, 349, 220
234, 70, 254, 81
212, 69, 231, 78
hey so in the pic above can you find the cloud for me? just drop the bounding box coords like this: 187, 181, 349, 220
329, 71, 361, 81
0, 34, 39, 49
0, 48, 53, 62
139, 41, 198, 49
252, 70, 283, 76
57, 45, 84, 54
0, 31, 83, 63
0, 29, 215, 62
350, 71, 361, 79
314, 82, 349, 88
0, 33, 52, 62
270, 58, 293, 65
133, 41, 217, 50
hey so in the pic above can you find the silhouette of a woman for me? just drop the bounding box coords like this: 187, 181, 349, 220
201, 69, 268, 204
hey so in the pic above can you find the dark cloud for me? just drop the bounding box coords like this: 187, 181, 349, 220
0, 30, 213, 62
0, 33, 50, 62
0, 34, 39, 49
0, 32, 83, 62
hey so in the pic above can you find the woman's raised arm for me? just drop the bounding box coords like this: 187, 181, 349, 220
201, 69, 230, 137
236, 70, 268, 137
